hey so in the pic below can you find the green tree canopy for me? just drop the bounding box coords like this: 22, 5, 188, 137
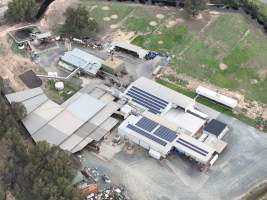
61, 6, 98, 38
5, 0, 38, 22
10, 102, 27, 121
184, 0, 207, 17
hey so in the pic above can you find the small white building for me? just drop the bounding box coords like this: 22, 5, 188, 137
196, 86, 238, 109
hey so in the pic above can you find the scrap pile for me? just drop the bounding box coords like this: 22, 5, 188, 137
79, 167, 130, 200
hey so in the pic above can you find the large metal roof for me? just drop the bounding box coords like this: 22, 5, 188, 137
173, 133, 215, 164
60, 48, 103, 75
5, 87, 115, 153
125, 77, 195, 110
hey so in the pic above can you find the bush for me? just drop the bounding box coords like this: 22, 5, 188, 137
5, 0, 37, 22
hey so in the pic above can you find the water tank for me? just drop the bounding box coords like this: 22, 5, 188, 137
55, 81, 64, 91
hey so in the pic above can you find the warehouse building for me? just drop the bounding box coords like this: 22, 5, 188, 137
6, 82, 121, 153
122, 77, 206, 136
119, 114, 216, 164
59, 48, 103, 76
118, 77, 228, 167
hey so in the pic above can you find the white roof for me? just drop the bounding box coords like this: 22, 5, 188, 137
35, 32, 51, 39
118, 115, 174, 156
127, 77, 195, 110
61, 48, 103, 75
112, 42, 148, 59
66, 94, 105, 122
174, 133, 215, 164
196, 86, 238, 109
163, 108, 206, 135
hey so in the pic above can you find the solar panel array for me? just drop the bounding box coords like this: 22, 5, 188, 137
126, 86, 169, 114
136, 117, 158, 132
127, 124, 167, 146
176, 138, 209, 157
154, 126, 177, 142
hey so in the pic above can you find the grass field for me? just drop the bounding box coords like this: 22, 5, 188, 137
133, 13, 267, 105
81, 1, 267, 106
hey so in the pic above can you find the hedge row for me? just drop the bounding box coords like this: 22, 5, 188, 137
211, 0, 267, 30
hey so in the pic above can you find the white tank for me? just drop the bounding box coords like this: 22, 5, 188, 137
55, 81, 64, 91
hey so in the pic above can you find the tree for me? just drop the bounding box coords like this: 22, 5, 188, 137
5, 0, 38, 22
10, 102, 27, 121
61, 6, 98, 38
184, 0, 207, 17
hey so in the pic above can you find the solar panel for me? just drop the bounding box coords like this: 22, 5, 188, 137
127, 124, 167, 146
129, 94, 161, 114
126, 86, 170, 115
128, 88, 167, 108
127, 90, 165, 109
153, 126, 177, 142
176, 140, 207, 157
136, 117, 158, 132
176, 138, 208, 156
131, 86, 169, 105
127, 92, 163, 111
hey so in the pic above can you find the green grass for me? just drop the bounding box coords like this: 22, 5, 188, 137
176, 13, 267, 104
131, 11, 267, 105
122, 7, 159, 33
44, 81, 80, 105
132, 25, 193, 54
157, 79, 257, 128
81, 0, 134, 29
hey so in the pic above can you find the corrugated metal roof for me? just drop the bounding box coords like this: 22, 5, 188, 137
112, 42, 148, 59
6, 87, 43, 103
66, 94, 105, 122
32, 124, 68, 145
174, 133, 215, 164
126, 77, 194, 110
23, 113, 48, 135
60, 48, 103, 75
22, 100, 63, 135
60, 134, 84, 151
90, 101, 121, 126
100, 117, 119, 132
22, 94, 48, 114
49, 110, 84, 136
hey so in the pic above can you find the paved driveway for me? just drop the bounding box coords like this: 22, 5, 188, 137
80, 101, 267, 200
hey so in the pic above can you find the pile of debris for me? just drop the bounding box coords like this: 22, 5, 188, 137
87, 185, 130, 200
79, 167, 130, 200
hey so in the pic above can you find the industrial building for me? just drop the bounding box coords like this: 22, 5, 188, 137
6, 75, 229, 168
6, 81, 121, 153
118, 77, 228, 167
59, 48, 103, 76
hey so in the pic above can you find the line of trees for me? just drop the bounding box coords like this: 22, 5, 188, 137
211, 0, 267, 30
0, 77, 83, 200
